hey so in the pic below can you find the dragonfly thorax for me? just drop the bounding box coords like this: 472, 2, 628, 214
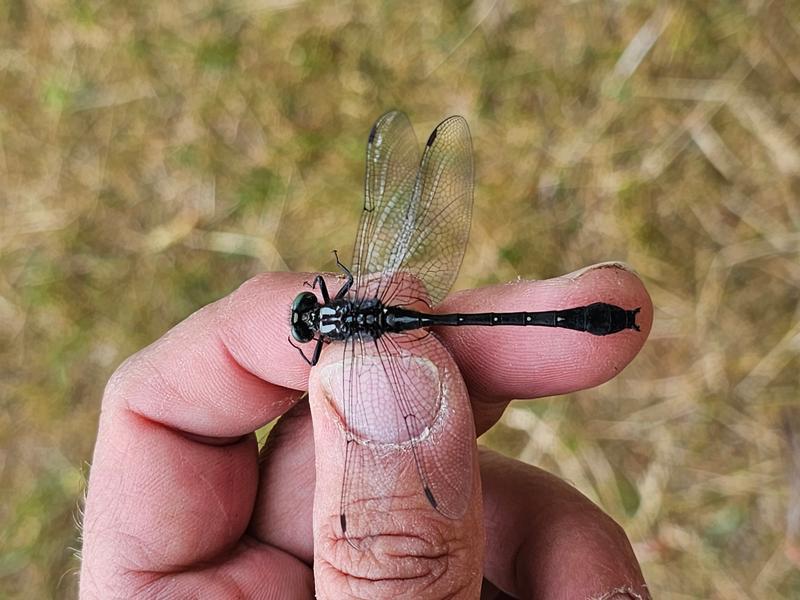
318, 298, 386, 341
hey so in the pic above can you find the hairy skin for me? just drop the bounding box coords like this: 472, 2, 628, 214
80, 265, 652, 599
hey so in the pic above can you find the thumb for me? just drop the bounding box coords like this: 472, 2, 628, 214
308, 332, 484, 599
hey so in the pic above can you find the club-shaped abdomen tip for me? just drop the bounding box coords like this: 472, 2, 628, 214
585, 302, 638, 335
340, 513, 347, 533
629, 307, 641, 331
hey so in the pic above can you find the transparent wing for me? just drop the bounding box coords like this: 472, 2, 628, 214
334, 331, 473, 545
352, 113, 474, 307
352, 111, 421, 300
332, 113, 475, 545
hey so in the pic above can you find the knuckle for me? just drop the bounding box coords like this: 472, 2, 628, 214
101, 347, 170, 413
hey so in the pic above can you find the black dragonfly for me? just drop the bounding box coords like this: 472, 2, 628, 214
289, 111, 640, 546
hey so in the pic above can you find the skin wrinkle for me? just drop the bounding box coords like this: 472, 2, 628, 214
149, 567, 246, 600
321, 509, 453, 558
126, 408, 249, 449
130, 537, 313, 600
197, 356, 263, 429
142, 535, 263, 578
317, 552, 457, 600
382, 543, 450, 560
326, 506, 453, 557
130, 352, 188, 425
319, 490, 465, 551
83, 534, 163, 598
317, 503, 466, 597
179, 444, 236, 543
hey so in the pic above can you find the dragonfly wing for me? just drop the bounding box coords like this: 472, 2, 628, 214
329, 330, 474, 545
352, 113, 474, 307
331, 113, 475, 545
352, 111, 421, 300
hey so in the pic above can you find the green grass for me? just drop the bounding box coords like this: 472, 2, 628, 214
2, 1, 800, 597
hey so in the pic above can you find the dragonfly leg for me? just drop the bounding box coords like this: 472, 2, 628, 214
309, 337, 324, 366
303, 275, 332, 303
311, 275, 331, 303
332, 249, 354, 299
288, 336, 324, 366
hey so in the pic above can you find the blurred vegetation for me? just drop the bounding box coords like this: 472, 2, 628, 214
2, 0, 800, 597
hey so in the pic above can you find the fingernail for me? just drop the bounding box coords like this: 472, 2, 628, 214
317, 356, 443, 446
590, 584, 652, 600
566, 261, 636, 280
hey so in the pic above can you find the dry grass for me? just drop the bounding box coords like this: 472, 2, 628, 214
2, 0, 800, 597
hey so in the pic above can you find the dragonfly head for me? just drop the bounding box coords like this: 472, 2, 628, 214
291, 291, 319, 343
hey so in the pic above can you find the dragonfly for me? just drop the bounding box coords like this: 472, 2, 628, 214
289, 111, 640, 545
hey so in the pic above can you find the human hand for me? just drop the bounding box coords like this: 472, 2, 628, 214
80, 264, 652, 599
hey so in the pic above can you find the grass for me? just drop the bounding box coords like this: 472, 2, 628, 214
2, 0, 800, 597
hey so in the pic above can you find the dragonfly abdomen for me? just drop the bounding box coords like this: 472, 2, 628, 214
393, 302, 640, 336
